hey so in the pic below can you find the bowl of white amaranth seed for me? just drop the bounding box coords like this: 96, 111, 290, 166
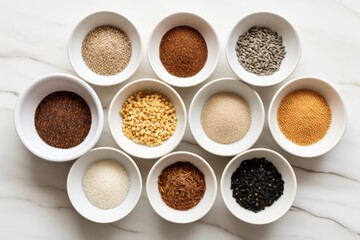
226, 11, 301, 87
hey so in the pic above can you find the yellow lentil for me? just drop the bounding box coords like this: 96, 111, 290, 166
277, 89, 332, 146
120, 90, 177, 147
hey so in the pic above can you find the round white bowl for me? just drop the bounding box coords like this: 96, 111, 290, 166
67, 147, 142, 223
108, 79, 187, 159
221, 148, 297, 224
68, 11, 142, 86
148, 12, 220, 88
226, 11, 301, 87
189, 78, 265, 157
14, 73, 104, 162
268, 76, 347, 158
146, 151, 217, 224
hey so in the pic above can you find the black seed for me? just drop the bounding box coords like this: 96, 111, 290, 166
230, 157, 284, 213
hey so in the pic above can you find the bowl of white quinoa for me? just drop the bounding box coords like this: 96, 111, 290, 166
68, 11, 142, 86
67, 147, 142, 223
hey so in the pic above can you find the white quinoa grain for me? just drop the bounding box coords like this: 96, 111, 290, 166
81, 25, 132, 76
82, 159, 130, 210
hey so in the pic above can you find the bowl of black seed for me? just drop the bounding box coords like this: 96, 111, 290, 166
221, 148, 297, 224
226, 11, 301, 87
68, 11, 142, 86
148, 12, 220, 88
14, 73, 104, 161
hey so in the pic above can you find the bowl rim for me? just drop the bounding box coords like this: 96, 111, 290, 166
268, 76, 347, 158
108, 78, 187, 159
147, 11, 221, 88
13, 72, 104, 162
188, 77, 265, 156
225, 10, 301, 87
146, 150, 217, 224
220, 147, 297, 224
66, 146, 142, 223
67, 10, 142, 86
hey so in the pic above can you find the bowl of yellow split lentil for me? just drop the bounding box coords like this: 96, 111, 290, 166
268, 76, 347, 158
108, 78, 187, 159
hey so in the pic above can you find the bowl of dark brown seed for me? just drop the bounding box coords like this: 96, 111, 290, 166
221, 148, 297, 224
146, 151, 217, 224
226, 11, 301, 87
68, 11, 142, 86
268, 76, 347, 158
148, 12, 220, 87
14, 73, 104, 161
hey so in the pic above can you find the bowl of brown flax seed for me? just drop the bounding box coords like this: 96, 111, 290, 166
268, 76, 347, 157
14, 73, 104, 162
68, 11, 142, 86
148, 12, 220, 88
146, 151, 217, 224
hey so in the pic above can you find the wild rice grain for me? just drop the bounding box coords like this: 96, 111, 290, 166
158, 161, 206, 211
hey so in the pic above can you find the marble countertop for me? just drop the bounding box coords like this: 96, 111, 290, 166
1, 0, 360, 239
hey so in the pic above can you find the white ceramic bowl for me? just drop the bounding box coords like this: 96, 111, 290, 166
189, 78, 265, 157
268, 76, 347, 158
226, 11, 301, 87
68, 11, 142, 86
146, 151, 217, 224
108, 79, 187, 159
14, 73, 104, 162
221, 148, 297, 224
67, 147, 142, 223
148, 12, 220, 87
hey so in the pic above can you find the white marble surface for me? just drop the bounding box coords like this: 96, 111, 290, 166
1, 0, 360, 239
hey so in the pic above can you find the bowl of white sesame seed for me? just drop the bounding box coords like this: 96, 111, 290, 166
68, 11, 142, 86
108, 78, 187, 159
